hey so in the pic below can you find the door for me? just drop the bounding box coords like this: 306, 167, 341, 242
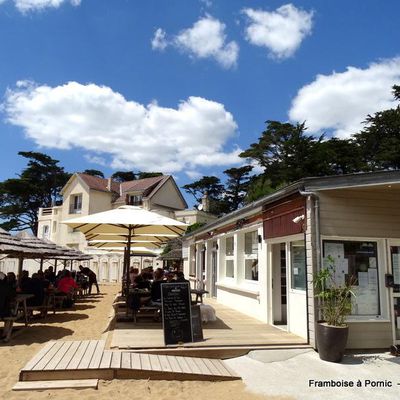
389, 243, 400, 345
271, 243, 287, 327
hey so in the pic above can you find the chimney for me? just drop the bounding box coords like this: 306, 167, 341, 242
106, 177, 112, 192
201, 191, 210, 212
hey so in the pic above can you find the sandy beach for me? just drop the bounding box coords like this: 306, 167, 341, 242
0, 284, 290, 400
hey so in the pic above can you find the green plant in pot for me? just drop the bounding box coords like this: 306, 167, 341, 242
314, 255, 355, 362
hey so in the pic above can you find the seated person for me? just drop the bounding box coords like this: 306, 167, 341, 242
175, 271, 189, 283
56, 270, 78, 296
149, 268, 164, 305
0, 272, 16, 319
25, 273, 46, 307
164, 271, 175, 283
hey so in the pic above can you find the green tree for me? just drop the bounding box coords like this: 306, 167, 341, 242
182, 176, 225, 215
354, 85, 400, 170
137, 172, 163, 179
111, 171, 137, 182
82, 169, 104, 178
0, 152, 71, 235
240, 121, 325, 188
223, 165, 253, 211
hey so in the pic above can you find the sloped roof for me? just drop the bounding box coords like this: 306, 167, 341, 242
78, 174, 120, 193
120, 176, 166, 195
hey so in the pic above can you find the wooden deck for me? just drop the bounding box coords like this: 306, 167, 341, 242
19, 340, 240, 382
111, 299, 308, 356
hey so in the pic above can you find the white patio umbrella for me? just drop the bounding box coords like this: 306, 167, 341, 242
62, 205, 187, 287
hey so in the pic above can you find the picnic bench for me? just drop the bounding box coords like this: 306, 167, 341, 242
1, 293, 34, 342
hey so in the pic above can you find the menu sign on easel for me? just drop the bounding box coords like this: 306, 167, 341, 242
161, 282, 193, 345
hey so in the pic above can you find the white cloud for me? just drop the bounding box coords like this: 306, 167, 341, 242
154, 15, 239, 69
289, 58, 400, 138
84, 154, 107, 167
185, 170, 203, 180
4, 81, 241, 173
2, 0, 81, 13
151, 28, 168, 51
243, 4, 313, 60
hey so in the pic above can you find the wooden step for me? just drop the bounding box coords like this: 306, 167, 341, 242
13, 379, 98, 391
19, 340, 240, 382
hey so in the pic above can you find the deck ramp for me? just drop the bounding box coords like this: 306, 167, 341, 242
19, 340, 240, 382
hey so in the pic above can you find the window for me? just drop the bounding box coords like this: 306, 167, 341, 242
244, 231, 258, 281
69, 194, 82, 214
42, 225, 50, 240
291, 240, 306, 290
225, 236, 234, 278
129, 195, 142, 206
323, 240, 380, 316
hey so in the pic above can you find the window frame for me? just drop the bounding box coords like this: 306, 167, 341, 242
225, 236, 235, 279
244, 230, 259, 282
321, 236, 389, 322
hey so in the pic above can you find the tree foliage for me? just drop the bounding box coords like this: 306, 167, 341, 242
81, 169, 104, 178
0, 152, 71, 235
353, 84, 400, 170
223, 165, 253, 211
111, 171, 163, 182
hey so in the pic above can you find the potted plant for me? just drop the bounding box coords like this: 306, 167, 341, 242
314, 255, 355, 362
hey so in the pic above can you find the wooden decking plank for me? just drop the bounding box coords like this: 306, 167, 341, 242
99, 350, 113, 369
13, 379, 98, 391
140, 354, 151, 370
78, 340, 98, 369
167, 356, 183, 373
55, 341, 81, 370
193, 358, 213, 376
44, 341, 73, 370
148, 354, 161, 371
130, 353, 141, 370
158, 355, 173, 372
66, 340, 90, 370
221, 360, 241, 378
209, 359, 232, 376
183, 357, 202, 375
202, 358, 223, 376
110, 351, 122, 369
175, 356, 191, 374
22, 341, 56, 371
33, 342, 65, 371
89, 340, 106, 369
121, 352, 131, 369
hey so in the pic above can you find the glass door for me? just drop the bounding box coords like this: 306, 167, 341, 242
390, 245, 400, 344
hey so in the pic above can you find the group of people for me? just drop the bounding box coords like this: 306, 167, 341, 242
127, 266, 189, 309
0, 265, 100, 319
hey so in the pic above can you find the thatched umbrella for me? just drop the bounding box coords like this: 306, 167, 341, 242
16, 231, 91, 272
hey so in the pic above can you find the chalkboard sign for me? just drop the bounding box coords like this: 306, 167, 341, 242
161, 282, 193, 345
191, 305, 203, 342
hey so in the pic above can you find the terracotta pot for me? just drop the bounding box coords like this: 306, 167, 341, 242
316, 321, 349, 363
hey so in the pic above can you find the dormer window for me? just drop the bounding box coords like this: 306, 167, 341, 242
69, 193, 82, 214
129, 195, 142, 206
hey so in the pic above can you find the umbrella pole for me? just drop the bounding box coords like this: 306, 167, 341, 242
54, 259, 58, 274
123, 227, 133, 294
40, 258, 44, 271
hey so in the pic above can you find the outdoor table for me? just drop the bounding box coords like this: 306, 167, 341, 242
15, 294, 34, 326
190, 289, 209, 304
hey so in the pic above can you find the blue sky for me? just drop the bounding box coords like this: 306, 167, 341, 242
0, 0, 399, 205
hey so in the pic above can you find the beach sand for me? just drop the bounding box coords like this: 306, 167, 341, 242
0, 284, 291, 400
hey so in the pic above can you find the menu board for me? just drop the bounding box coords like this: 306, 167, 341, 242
161, 282, 193, 345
